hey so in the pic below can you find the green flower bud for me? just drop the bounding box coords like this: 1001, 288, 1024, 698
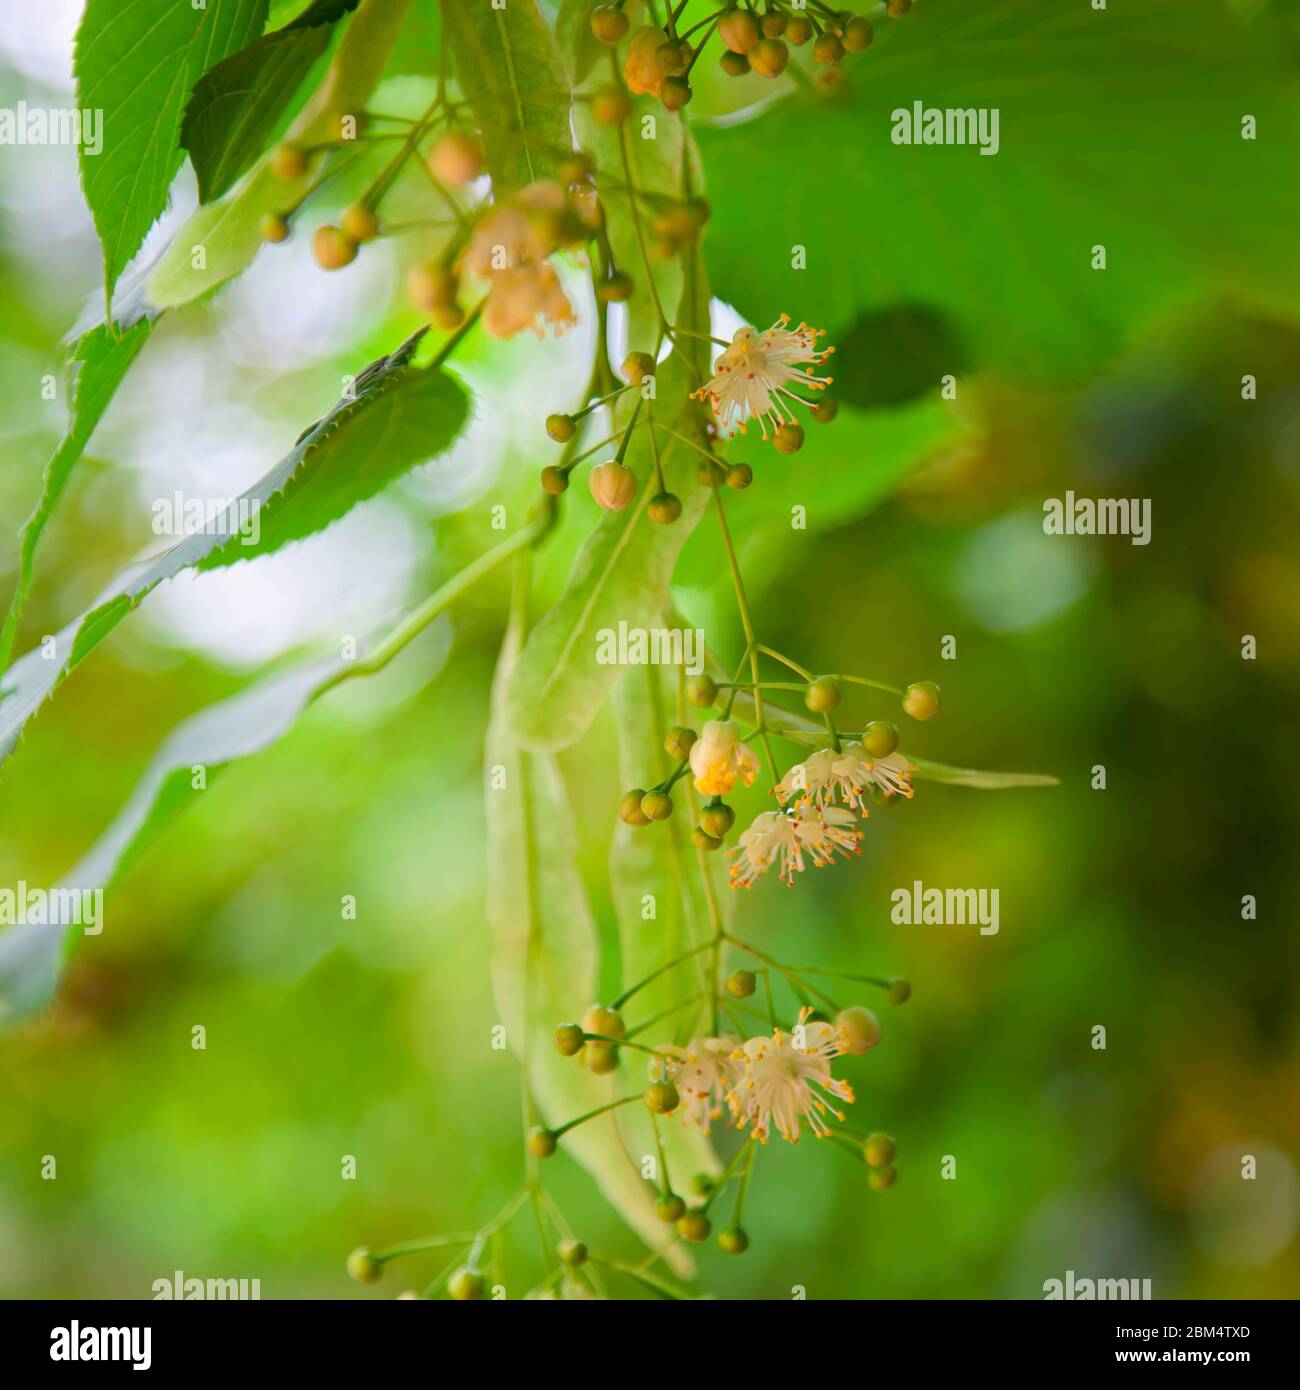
664, 726, 697, 761
620, 788, 651, 826
813, 33, 844, 64
341, 203, 379, 244
772, 423, 804, 454
448, 1267, 487, 1300
260, 212, 290, 244
868, 1164, 898, 1191
557, 1238, 589, 1267
811, 395, 839, 423
699, 802, 735, 838
761, 12, 787, 38
888, 0, 913, 16
546, 412, 576, 442
888, 977, 912, 1005
598, 271, 634, 302
592, 85, 632, 126
698, 459, 729, 486
718, 8, 761, 53
786, 15, 814, 45
584, 1046, 618, 1074
540, 465, 569, 495
640, 790, 674, 821
583, 1005, 626, 1040
526, 1126, 557, 1157
313, 225, 357, 271
864, 1132, 897, 1168
649, 491, 683, 524
691, 1172, 715, 1197
590, 4, 629, 43
347, 1247, 382, 1284
837, 1005, 881, 1055
270, 142, 307, 180
842, 16, 875, 51
720, 49, 750, 77
902, 680, 941, 720
687, 674, 718, 708
657, 38, 693, 73
660, 75, 692, 111
622, 350, 657, 385
805, 676, 841, 713
644, 1080, 679, 1115
656, 1192, 686, 1222
692, 827, 723, 851
726, 969, 757, 998
676, 1210, 712, 1242
589, 459, 638, 511
718, 1227, 750, 1254
861, 720, 899, 757
726, 462, 753, 489
555, 1022, 585, 1056
748, 36, 789, 78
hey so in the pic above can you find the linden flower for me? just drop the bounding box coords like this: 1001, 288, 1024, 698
774, 742, 915, 812
692, 314, 834, 438
727, 1007, 855, 1143
661, 1036, 740, 1130
462, 181, 577, 338
624, 25, 670, 95
728, 801, 862, 889
688, 719, 761, 796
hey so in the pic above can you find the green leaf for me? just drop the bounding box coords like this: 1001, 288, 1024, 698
146, 0, 414, 310
486, 593, 695, 1277
75, 0, 268, 303
182, 0, 361, 203
0, 335, 469, 768
699, 0, 1300, 382
555, 0, 605, 87
908, 757, 1060, 790
439, 0, 570, 187
0, 320, 153, 674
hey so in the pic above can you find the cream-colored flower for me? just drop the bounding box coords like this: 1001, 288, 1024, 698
774, 742, 914, 812
624, 25, 670, 95
688, 719, 760, 796
727, 801, 862, 889
727, 1007, 855, 1143
661, 1036, 740, 1130
463, 181, 576, 338
692, 314, 834, 438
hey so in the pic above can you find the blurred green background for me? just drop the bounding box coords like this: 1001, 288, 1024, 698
1, 0, 1298, 1299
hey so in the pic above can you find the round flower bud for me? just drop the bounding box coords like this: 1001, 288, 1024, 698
557, 1238, 588, 1267
583, 1005, 626, 1041
719, 9, 760, 53
691, 827, 722, 851
660, 75, 692, 111
644, 1080, 679, 1115
585, 1046, 618, 1074
592, 85, 632, 126
429, 131, 484, 186
540, 465, 569, 495
772, 423, 804, 454
718, 1227, 750, 1255
812, 395, 839, 424
868, 1164, 898, 1192
546, 412, 576, 442
699, 802, 735, 838
448, 1267, 487, 1300
861, 720, 899, 758
687, 674, 718, 708
589, 460, 638, 511
598, 271, 634, 302
648, 491, 682, 524
622, 350, 656, 385
407, 261, 458, 313
843, 16, 875, 51
726, 969, 756, 999
888, 0, 912, 16
691, 1172, 715, 1197
813, 33, 844, 64
720, 49, 750, 77
640, 790, 674, 821
347, 1247, 382, 1284
313, 225, 357, 270
665, 726, 697, 761
657, 39, 693, 74
837, 1005, 881, 1055
656, 1192, 686, 1223
270, 142, 307, 180
748, 37, 789, 78
698, 459, 729, 486
762, 12, 787, 37
260, 213, 290, 244
676, 1210, 711, 1243
526, 1125, 557, 1157
431, 303, 465, 331
786, 15, 814, 45
555, 1022, 585, 1056
902, 680, 941, 721
805, 676, 841, 713
887, 977, 912, 1005
620, 788, 651, 826
864, 1132, 897, 1168
341, 203, 379, 244
590, 4, 629, 43
726, 462, 753, 489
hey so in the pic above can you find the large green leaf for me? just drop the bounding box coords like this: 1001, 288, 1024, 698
0, 320, 153, 674
75, 0, 268, 303
0, 334, 468, 768
182, 0, 361, 203
699, 0, 1300, 383
439, 0, 570, 187
555, 0, 605, 87
486, 586, 694, 1276
147, 0, 413, 310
